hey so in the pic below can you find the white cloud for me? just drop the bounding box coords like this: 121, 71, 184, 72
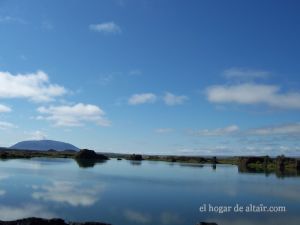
0, 70, 66, 102
163, 92, 188, 106
124, 210, 152, 224
224, 68, 270, 80
26, 130, 47, 140
37, 103, 111, 127
0, 190, 5, 196
128, 93, 157, 105
189, 125, 239, 136
248, 123, 300, 136
32, 181, 105, 207
89, 22, 121, 34
0, 104, 11, 113
155, 128, 174, 134
0, 121, 17, 130
206, 83, 300, 109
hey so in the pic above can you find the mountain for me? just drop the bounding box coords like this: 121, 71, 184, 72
10, 140, 80, 151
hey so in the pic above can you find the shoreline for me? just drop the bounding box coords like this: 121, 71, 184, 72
0, 148, 299, 176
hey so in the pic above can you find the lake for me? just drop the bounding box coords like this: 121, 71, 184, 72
0, 158, 299, 225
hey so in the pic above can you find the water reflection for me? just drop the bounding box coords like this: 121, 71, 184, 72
179, 163, 204, 168
32, 180, 106, 207
0, 204, 56, 220
160, 212, 183, 225
123, 210, 184, 225
238, 165, 300, 178
124, 209, 152, 223
0, 158, 299, 225
75, 158, 107, 168
129, 160, 142, 166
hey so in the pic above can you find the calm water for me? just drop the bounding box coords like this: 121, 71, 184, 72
0, 158, 299, 225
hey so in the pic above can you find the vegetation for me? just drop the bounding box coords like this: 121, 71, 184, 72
0, 148, 299, 176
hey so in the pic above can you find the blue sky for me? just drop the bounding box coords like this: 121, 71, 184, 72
0, 0, 300, 156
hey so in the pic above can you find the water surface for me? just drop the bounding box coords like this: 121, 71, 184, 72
0, 158, 299, 225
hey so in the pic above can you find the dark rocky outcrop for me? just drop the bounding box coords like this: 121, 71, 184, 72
0, 218, 110, 225
296, 160, 300, 171
238, 156, 300, 177
0, 151, 8, 159
197, 222, 218, 225
212, 156, 218, 164
74, 149, 109, 168
75, 149, 109, 160
276, 155, 285, 171
127, 154, 143, 161
238, 156, 265, 168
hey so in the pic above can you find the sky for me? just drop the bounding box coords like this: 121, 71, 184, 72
0, 0, 300, 156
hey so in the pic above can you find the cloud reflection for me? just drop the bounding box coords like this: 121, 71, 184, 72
124, 209, 152, 224
32, 180, 105, 207
0, 204, 56, 220
160, 212, 183, 224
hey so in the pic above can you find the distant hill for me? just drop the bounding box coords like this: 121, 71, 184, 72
10, 140, 80, 151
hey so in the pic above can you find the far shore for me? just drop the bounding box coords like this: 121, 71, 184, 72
0, 147, 300, 176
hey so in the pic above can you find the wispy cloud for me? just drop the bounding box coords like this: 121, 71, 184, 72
224, 68, 270, 80
129, 69, 142, 76
0, 104, 11, 113
37, 103, 111, 127
189, 125, 239, 136
89, 22, 121, 34
97, 74, 114, 86
163, 92, 188, 106
155, 128, 174, 134
0, 16, 27, 25
206, 83, 300, 109
0, 121, 17, 130
128, 93, 157, 105
0, 70, 66, 102
41, 21, 54, 30
248, 122, 300, 136
128, 92, 188, 106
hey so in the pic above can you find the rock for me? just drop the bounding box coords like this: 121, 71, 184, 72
263, 155, 270, 168
239, 157, 265, 167
296, 160, 300, 171
212, 156, 217, 164
117, 158, 122, 160
128, 154, 143, 161
75, 149, 108, 160
197, 222, 218, 225
0, 151, 8, 159
276, 155, 285, 171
